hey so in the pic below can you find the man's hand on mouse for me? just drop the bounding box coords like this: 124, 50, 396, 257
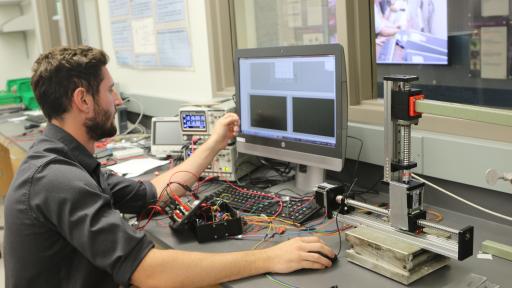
263, 236, 336, 273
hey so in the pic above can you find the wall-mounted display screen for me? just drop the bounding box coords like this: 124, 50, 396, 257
374, 0, 448, 65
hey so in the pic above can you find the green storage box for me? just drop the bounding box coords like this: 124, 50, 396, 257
0, 91, 22, 105
5, 78, 30, 92
1, 77, 38, 110
16, 81, 39, 110
6, 77, 31, 93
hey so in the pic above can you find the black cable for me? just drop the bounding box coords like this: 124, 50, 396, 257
258, 158, 292, 177
274, 188, 305, 198
363, 178, 381, 194
244, 175, 293, 189
347, 178, 358, 196
334, 179, 358, 256
335, 205, 343, 256
347, 136, 363, 182
349, 177, 381, 202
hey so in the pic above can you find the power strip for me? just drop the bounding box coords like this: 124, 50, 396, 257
113, 147, 145, 159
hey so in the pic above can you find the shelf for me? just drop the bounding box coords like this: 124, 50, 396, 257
1, 13, 34, 33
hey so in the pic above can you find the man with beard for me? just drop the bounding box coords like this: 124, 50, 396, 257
4, 46, 335, 288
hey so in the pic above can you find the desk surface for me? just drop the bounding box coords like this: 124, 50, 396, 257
0, 112, 42, 151
145, 201, 512, 288
0, 113, 39, 195
2, 112, 510, 287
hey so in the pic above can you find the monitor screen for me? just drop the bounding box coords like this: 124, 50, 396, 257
235, 44, 347, 173
181, 111, 207, 132
153, 120, 183, 145
374, 0, 448, 65
151, 117, 185, 157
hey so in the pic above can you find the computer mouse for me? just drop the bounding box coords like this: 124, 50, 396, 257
313, 251, 338, 265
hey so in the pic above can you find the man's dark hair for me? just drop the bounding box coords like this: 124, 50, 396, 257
31, 46, 109, 121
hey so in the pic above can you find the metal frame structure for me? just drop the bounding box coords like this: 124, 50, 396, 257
333, 75, 482, 261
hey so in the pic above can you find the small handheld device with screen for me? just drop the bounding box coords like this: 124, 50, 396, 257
150, 116, 185, 158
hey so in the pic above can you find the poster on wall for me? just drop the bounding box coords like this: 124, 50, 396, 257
481, 0, 509, 17
480, 26, 507, 79
108, 0, 192, 69
469, 17, 511, 79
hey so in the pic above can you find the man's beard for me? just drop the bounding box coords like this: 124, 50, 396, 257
84, 103, 117, 141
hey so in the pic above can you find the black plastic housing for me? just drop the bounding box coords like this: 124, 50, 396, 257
457, 226, 474, 260
315, 184, 344, 218
391, 88, 423, 121
168, 196, 243, 243
192, 201, 243, 243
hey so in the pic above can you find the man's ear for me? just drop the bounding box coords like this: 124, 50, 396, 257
72, 87, 93, 113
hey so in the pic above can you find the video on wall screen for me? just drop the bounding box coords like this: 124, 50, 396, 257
374, 0, 448, 65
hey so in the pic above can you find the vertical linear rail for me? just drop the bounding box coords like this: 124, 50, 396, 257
383, 79, 394, 183
414, 99, 512, 127
399, 124, 411, 183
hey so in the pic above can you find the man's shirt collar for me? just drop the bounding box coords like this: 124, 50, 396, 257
44, 123, 100, 174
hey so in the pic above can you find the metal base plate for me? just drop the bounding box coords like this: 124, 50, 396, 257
346, 226, 450, 284
346, 249, 450, 285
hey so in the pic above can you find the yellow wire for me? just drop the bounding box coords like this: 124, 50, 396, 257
252, 222, 273, 250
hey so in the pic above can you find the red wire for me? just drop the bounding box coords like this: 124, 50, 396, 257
137, 205, 165, 230
138, 169, 205, 230
222, 180, 283, 218
193, 175, 215, 194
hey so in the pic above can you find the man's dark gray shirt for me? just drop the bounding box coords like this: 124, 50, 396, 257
5, 124, 157, 288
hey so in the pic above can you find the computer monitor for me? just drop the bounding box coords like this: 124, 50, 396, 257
150, 116, 185, 158
235, 44, 347, 190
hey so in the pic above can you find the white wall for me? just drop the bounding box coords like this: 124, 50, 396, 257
77, 0, 102, 48
0, 5, 34, 89
97, 0, 214, 102
22, 1, 40, 63
347, 122, 512, 194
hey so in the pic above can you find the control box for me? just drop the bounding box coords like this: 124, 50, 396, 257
179, 99, 235, 136
167, 195, 243, 243
179, 99, 258, 180
184, 144, 258, 181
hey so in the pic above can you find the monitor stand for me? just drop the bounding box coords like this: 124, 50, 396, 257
266, 164, 326, 196
296, 164, 325, 191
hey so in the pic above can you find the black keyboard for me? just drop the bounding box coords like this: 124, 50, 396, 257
211, 185, 321, 224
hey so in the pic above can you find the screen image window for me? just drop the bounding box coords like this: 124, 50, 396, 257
292, 97, 334, 137
374, 0, 448, 64
182, 112, 207, 130
239, 56, 336, 147
250, 95, 287, 131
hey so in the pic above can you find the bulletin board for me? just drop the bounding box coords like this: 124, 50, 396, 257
107, 0, 193, 69
468, 0, 511, 79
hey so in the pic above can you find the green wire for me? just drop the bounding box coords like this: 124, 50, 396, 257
265, 274, 299, 288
